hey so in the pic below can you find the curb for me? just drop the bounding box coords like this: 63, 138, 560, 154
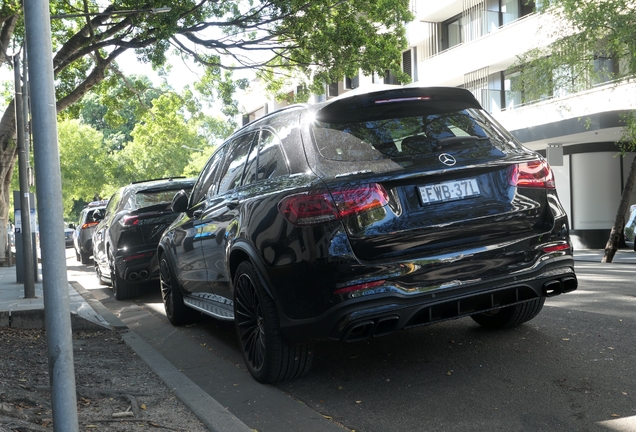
72, 282, 253, 432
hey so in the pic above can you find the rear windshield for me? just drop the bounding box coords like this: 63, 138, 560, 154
133, 187, 192, 209
311, 107, 518, 162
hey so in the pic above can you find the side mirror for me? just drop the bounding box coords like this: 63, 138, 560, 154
68, 223, 75, 230
171, 190, 189, 213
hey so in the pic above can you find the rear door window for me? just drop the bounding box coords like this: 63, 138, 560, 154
190, 146, 227, 206
216, 133, 257, 195
242, 130, 289, 186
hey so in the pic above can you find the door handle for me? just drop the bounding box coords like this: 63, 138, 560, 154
226, 199, 240, 210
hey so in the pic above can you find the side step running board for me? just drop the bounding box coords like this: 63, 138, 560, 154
184, 297, 234, 321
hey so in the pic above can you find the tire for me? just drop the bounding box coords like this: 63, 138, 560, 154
471, 297, 546, 330
233, 261, 314, 383
75, 250, 81, 262
80, 250, 91, 265
159, 254, 193, 325
109, 249, 139, 300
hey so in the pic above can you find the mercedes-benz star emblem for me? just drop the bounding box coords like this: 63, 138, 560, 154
438, 153, 456, 166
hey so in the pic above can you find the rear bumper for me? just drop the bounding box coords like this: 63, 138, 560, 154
278, 254, 576, 343
114, 245, 160, 283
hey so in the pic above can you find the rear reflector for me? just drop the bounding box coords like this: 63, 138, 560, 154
122, 251, 155, 262
509, 159, 556, 189
279, 183, 389, 226
542, 244, 570, 253
334, 279, 386, 295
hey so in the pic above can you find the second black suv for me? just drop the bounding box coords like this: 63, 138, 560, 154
93, 177, 195, 299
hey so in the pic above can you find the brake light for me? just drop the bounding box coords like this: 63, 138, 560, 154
509, 160, 556, 189
81, 221, 99, 229
278, 183, 389, 226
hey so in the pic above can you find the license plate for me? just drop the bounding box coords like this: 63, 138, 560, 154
419, 178, 481, 204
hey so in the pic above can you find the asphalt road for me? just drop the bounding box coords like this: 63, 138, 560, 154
66, 249, 636, 432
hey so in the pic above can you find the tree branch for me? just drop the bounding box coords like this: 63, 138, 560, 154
55, 46, 126, 113
0, 13, 17, 65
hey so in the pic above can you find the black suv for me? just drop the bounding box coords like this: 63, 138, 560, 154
93, 177, 195, 299
73, 200, 108, 264
158, 87, 577, 383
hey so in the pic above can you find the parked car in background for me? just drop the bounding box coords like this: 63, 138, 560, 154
73, 200, 108, 264
64, 225, 74, 248
624, 204, 636, 250
157, 86, 578, 383
93, 177, 195, 300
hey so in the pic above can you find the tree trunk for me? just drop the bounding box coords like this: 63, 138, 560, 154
602, 155, 636, 262
0, 100, 19, 264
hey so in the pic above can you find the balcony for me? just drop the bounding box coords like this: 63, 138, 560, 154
493, 80, 636, 151
414, 12, 555, 87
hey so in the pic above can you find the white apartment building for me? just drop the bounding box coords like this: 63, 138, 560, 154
240, 0, 636, 248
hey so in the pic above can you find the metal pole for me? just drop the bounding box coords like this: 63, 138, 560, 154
13, 55, 35, 298
22, 2, 79, 431
22, 44, 37, 283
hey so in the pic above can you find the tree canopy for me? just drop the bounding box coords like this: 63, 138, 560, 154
0, 0, 412, 250
511, 0, 636, 262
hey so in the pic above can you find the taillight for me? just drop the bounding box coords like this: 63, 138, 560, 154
81, 221, 99, 230
509, 160, 556, 189
278, 183, 389, 226
543, 243, 570, 253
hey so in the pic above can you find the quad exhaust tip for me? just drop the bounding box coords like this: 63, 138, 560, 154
343, 316, 400, 342
543, 276, 578, 297
128, 270, 149, 281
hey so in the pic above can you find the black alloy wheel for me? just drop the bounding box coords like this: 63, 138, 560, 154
159, 254, 192, 326
470, 297, 546, 329
233, 261, 313, 383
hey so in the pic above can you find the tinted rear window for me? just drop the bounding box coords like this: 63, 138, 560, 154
311, 107, 519, 162
133, 186, 192, 209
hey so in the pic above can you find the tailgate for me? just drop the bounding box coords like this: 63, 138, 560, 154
337, 163, 550, 261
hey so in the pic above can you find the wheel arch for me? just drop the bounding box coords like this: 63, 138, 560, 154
229, 242, 276, 300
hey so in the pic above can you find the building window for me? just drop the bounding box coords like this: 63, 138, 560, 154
402, 48, 418, 82
502, 0, 536, 25
345, 74, 360, 89
327, 82, 339, 97
442, 15, 464, 50
383, 70, 399, 85
503, 71, 522, 110
592, 56, 618, 86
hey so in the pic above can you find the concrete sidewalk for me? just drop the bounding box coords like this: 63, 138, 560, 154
0, 263, 252, 432
0, 266, 110, 330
